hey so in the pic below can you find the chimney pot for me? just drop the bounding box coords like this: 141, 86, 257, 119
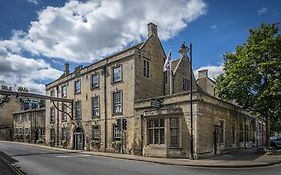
64, 63, 70, 76
198, 69, 208, 79
147, 22, 158, 37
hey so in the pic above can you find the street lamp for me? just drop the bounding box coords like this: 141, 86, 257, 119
181, 42, 194, 160
189, 43, 194, 160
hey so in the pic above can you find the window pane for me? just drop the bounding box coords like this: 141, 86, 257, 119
113, 66, 121, 82
160, 119, 165, 127
149, 129, 153, 144
160, 128, 165, 144
148, 120, 154, 128
75, 80, 81, 93
62, 86, 67, 97
92, 97, 99, 117
92, 74, 99, 88
113, 92, 122, 113
154, 119, 159, 127
75, 101, 81, 119
154, 129, 159, 144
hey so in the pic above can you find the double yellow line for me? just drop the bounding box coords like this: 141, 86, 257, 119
0, 154, 25, 175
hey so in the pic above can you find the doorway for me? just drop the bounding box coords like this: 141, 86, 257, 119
213, 125, 220, 155
73, 127, 85, 150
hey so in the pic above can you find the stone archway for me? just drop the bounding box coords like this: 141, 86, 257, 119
73, 127, 85, 150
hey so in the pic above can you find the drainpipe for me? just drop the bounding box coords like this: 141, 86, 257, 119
56, 86, 60, 146
103, 65, 108, 150
140, 114, 144, 155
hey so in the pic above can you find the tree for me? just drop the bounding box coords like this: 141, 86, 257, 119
216, 23, 281, 146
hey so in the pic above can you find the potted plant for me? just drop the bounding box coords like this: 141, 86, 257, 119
49, 140, 55, 147
112, 141, 122, 152
61, 140, 68, 148
91, 140, 100, 149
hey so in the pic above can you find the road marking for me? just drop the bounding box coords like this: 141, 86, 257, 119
55, 154, 91, 158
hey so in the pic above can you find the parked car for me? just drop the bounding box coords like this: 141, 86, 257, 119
270, 136, 281, 149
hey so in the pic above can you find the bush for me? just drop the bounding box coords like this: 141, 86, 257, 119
112, 141, 122, 152
61, 140, 67, 146
49, 140, 55, 146
36, 140, 44, 144
91, 140, 100, 148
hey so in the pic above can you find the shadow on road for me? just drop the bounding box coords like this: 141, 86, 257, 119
206, 147, 265, 161
11, 151, 79, 157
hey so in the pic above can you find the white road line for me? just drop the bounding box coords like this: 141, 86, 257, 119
55, 154, 91, 158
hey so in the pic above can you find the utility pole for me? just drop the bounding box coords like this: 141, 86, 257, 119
189, 43, 194, 160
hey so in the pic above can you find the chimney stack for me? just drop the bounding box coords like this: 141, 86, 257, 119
198, 69, 208, 79
64, 63, 70, 76
178, 42, 188, 58
147, 22, 158, 37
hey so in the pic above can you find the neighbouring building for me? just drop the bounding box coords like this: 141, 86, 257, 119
45, 23, 265, 158
13, 107, 46, 143
0, 96, 21, 140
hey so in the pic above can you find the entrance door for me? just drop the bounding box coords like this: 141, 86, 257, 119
213, 125, 220, 155
73, 127, 85, 150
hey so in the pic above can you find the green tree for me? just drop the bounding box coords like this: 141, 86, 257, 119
216, 23, 281, 146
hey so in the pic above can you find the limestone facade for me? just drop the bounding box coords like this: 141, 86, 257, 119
45, 23, 165, 151
44, 23, 265, 158
13, 108, 45, 143
0, 96, 21, 140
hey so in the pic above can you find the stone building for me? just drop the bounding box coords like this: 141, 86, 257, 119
45, 23, 265, 157
45, 23, 166, 151
135, 70, 266, 158
0, 96, 21, 140
13, 107, 46, 143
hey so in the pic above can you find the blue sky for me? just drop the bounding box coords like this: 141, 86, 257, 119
0, 0, 280, 93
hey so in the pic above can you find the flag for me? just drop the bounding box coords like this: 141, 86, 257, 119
163, 48, 171, 72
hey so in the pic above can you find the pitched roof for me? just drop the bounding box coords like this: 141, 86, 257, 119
171, 59, 180, 72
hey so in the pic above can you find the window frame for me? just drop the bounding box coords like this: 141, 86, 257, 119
112, 65, 122, 83
92, 125, 100, 141
61, 85, 67, 98
92, 96, 100, 118
113, 124, 121, 141
112, 91, 122, 114
74, 80, 81, 94
50, 107, 55, 123
61, 127, 67, 141
75, 101, 82, 120
170, 118, 179, 147
91, 73, 100, 89
50, 128, 55, 141
61, 103, 67, 122
143, 59, 150, 78
148, 118, 165, 145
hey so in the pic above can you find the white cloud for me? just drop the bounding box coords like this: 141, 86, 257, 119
13, 0, 207, 63
258, 7, 267, 16
210, 24, 217, 29
1, 0, 207, 93
0, 46, 62, 94
27, 0, 39, 5
194, 64, 224, 81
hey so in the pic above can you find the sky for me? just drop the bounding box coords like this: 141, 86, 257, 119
0, 0, 280, 94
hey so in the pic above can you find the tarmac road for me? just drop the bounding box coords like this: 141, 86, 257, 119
0, 142, 280, 175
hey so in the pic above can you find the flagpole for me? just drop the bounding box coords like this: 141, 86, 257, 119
169, 62, 173, 95
169, 47, 173, 95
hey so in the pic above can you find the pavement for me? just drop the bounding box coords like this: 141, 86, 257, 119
1, 140, 281, 169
